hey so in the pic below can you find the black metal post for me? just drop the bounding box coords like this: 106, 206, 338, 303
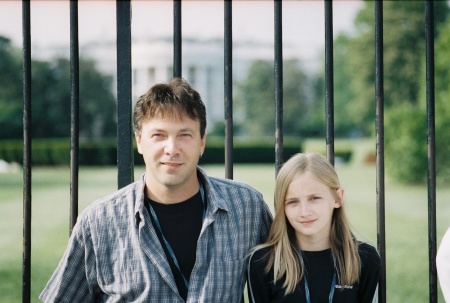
69, 0, 80, 234
116, 0, 134, 189
224, 0, 233, 180
174, 0, 182, 77
274, 0, 283, 175
22, 1, 32, 302
375, 1, 386, 302
425, 1, 437, 302
324, 0, 334, 165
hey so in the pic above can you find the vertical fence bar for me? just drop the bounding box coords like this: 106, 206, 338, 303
116, 0, 134, 189
425, 1, 437, 302
174, 0, 182, 77
274, 0, 283, 175
69, 0, 80, 233
224, 0, 233, 180
374, 1, 386, 302
22, 1, 32, 302
324, 0, 334, 165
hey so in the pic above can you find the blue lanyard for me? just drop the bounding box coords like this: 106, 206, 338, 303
148, 183, 206, 290
297, 247, 337, 303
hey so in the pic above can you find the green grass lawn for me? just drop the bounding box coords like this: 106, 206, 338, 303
0, 161, 448, 302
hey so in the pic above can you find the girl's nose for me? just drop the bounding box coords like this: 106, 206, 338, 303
299, 200, 312, 216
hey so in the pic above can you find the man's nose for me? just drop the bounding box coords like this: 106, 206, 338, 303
164, 137, 180, 155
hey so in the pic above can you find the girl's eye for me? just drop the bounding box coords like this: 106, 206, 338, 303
309, 196, 322, 203
285, 200, 298, 205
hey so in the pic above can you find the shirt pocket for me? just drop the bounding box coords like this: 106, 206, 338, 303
211, 257, 247, 302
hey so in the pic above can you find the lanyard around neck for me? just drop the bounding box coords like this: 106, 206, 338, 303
147, 182, 206, 290
297, 247, 337, 303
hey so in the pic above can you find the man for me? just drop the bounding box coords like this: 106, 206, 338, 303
40, 78, 273, 302
437, 227, 450, 302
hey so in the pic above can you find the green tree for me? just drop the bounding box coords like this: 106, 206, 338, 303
339, 1, 448, 134
434, 16, 450, 182
384, 4, 450, 184
0, 37, 23, 139
31, 57, 116, 138
315, 34, 359, 137
0, 36, 117, 139
234, 59, 319, 137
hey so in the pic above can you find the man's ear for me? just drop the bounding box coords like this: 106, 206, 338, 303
135, 132, 143, 155
200, 132, 207, 156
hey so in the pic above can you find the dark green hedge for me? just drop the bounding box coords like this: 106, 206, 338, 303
0, 138, 117, 166
199, 137, 303, 164
0, 137, 303, 166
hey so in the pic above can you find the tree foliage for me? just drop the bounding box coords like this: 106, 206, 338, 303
0, 36, 117, 139
428, 15, 450, 183
234, 59, 322, 137
0, 37, 23, 139
334, 1, 449, 134
374, 2, 450, 184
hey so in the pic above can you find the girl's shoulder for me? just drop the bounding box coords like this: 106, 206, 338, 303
248, 245, 274, 281
357, 241, 382, 268
249, 245, 272, 265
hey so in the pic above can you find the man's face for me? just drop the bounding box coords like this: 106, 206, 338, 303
135, 114, 206, 197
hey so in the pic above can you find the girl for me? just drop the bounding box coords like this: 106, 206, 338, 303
247, 152, 381, 303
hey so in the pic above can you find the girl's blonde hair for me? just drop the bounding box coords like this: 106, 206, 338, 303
253, 152, 360, 294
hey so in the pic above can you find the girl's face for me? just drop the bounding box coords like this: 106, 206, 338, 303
284, 171, 343, 250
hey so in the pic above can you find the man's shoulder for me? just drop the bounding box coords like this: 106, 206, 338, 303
208, 175, 261, 192
79, 179, 143, 219
197, 167, 261, 195
205, 175, 265, 204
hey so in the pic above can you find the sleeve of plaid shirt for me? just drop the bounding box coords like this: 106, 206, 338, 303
39, 215, 99, 302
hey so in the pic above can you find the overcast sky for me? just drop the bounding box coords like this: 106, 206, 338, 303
0, 0, 363, 62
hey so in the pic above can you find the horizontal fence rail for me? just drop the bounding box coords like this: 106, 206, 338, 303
18, 1, 440, 302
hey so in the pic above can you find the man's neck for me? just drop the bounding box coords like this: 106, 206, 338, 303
145, 179, 200, 204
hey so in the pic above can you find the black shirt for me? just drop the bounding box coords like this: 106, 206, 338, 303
145, 191, 204, 301
248, 242, 381, 303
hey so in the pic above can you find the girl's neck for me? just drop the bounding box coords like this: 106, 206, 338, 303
297, 235, 331, 251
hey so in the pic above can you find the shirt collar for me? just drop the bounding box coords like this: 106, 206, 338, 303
134, 174, 147, 226
134, 167, 230, 226
196, 166, 229, 213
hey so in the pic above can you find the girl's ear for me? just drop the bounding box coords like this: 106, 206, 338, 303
334, 187, 344, 208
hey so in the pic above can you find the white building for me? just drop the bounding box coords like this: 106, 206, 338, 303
132, 37, 225, 129
41, 37, 305, 132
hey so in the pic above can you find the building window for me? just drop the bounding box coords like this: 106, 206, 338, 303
188, 66, 196, 85
133, 68, 138, 85
148, 67, 156, 84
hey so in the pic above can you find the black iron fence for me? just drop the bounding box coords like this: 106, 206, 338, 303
20, 1, 438, 302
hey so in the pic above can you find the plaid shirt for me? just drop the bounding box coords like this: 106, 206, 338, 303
40, 167, 273, 303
